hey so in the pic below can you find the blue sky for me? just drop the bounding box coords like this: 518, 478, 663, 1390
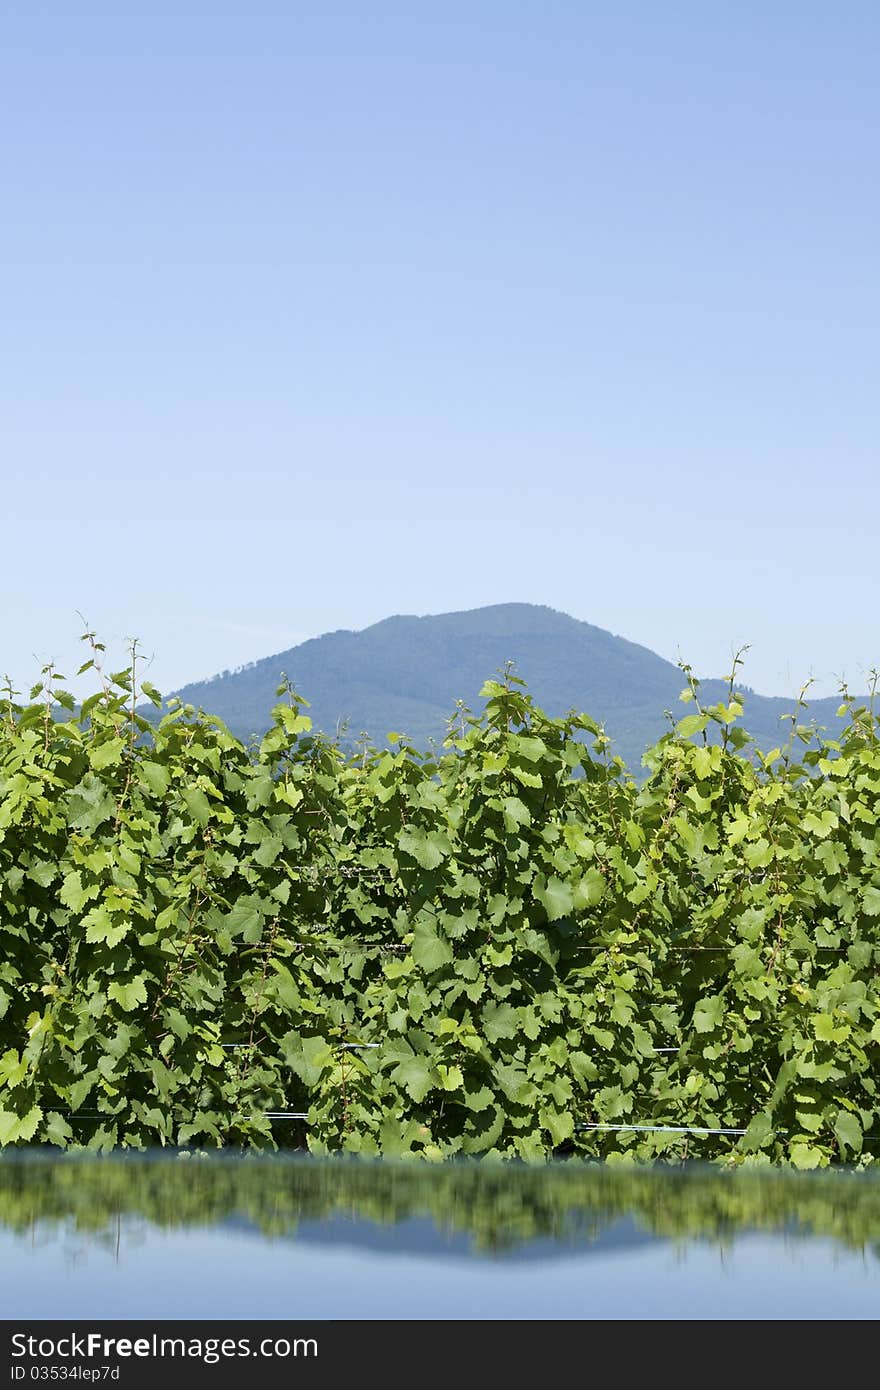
2, 2, 877, 701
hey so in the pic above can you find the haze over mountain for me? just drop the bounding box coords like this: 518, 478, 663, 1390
163, 604, 860, 773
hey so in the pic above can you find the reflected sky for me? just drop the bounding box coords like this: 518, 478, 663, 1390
1, 1155, 879, 1320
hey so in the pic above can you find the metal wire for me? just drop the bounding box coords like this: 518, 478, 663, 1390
577, 1123, 749, 1135
63, 1035, 877, 1145
61, 1109, 879, 1144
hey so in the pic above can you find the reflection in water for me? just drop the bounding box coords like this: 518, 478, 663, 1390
1, 1153, 879, 1257
2, 1157, 879, 1319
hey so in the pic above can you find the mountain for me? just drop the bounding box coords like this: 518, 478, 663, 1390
162, 603, 857, 773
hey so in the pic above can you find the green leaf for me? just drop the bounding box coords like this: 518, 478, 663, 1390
833, 1109, 862, 1156
286, 1035, 334, 1087
0, 1105, 42, 1144
437, 1064, 463, 1091
274, 705, 313, 736
740, 1111, 774, 1153
743, 838, 773, 869
789, 1142, 824, 1170
107, 977, 148, 1012
45, 1112, 74, 1146
269, 962, 302, 1008
59, 871, 95, 915
495, 1063, 534, 1103
67, 777, 115, 832
140, 761, 170, 796
140, 680, 163, 708
862, 886, 880, 917
253, 834, 283, 867
692, 995, 724, 1033
509, 765, 542, 789
17, 1106, 43, 1142
813, 1013, 850, 1044
731, 944, 762, 978
540, 1107, 574, 1146
412, 920, 453, 973
727, 726, 751, 749
676, 714, 708, 738
510, 736, 548, 763
802, 810, 838, 839
67, 1076, 97, 1111
0, 1050, 27, 1090
26, 859, 57, 888
90, 737, 126, 771
482, 1001, 519, 1043
182, 788, 212, 826
391, 1055, 435, 1102
574, 868, 605, 908
225, 899, 265, 944
463, 1082, 494, 1112
521, 929, 557, 966
83, 907, 130, 948
502, 796, 531, 830
623, 819, 644, 851
534, 876, 574, 922
167, 1009, 192, 1041
693, 746, 714, 780
563, 826, 594, 859
398, 828, 452, 870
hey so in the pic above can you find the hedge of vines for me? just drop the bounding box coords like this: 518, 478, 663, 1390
0, 633, 878, 1165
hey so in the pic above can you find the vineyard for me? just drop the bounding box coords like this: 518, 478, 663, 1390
0, 632, 878, 1164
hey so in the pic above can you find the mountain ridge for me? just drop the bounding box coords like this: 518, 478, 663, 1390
161, 603, 861, 772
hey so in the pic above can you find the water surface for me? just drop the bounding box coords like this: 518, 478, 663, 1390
2, 1155, 878, 1320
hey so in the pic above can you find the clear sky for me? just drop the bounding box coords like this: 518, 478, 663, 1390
2, 2, 877, 702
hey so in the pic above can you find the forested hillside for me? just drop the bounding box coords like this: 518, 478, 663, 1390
165, 604, 859, 770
